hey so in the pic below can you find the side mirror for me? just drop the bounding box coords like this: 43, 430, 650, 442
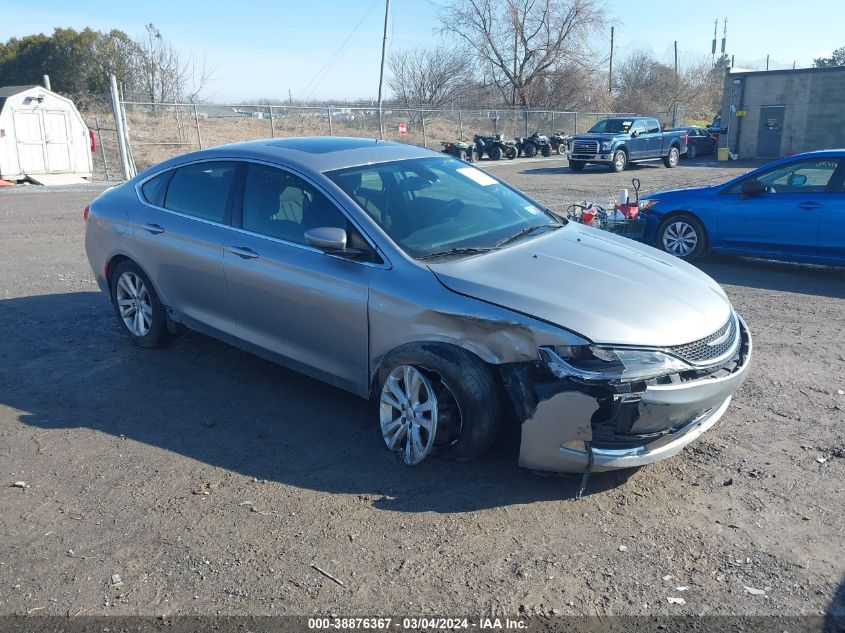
789, 174, 807, 186
740, 180, 766, 198
630, 130, 640, 138
305, 227, 347, 251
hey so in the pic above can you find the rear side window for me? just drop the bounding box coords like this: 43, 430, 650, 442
645, 119, 661, 134
164, 161, 237, 223
140, 171, 170, 207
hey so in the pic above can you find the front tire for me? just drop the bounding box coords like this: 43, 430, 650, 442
611, 149, 627, 172
664, 146, 680, 168
541, 145, 551, 157
377, 344, 501, 464
489, 146, 502, 161
569, 160, 585, 171
110, 260, 168, 347
523, 143, 537, 158
657, 214, 707, 260
505, 146, 517, 160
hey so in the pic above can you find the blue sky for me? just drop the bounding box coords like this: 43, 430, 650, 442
1, 0, 842, 102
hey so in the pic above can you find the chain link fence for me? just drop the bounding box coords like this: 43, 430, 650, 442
81, 95, 686, 177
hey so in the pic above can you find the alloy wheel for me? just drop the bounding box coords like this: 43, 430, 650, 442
116, 271, 152, 337
379, 365, 438, 465
662, 221, 698, 257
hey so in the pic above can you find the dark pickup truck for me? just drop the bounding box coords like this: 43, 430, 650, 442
569, 116, 687, 172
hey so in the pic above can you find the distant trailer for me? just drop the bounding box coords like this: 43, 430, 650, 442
0, 85, 93, 183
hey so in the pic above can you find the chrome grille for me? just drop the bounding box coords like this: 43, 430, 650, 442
572, 140, 599, 154
669, 313, 739, 366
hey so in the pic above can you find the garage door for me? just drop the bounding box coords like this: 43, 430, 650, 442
13, 110, 47, 174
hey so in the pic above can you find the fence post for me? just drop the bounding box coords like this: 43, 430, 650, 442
551, 111, 555, 132
94, 116, 110, 181
493, 111, 499, 135
458, 107, 463, 141
421, 111, 427, 148
268, 103, 276, 138
574, 112, 578, 134
108, 74, 131, 181
327, 106, 333, 136
192, 102, 203, 149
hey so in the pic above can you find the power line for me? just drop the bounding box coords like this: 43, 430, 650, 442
299, 0, 381, 101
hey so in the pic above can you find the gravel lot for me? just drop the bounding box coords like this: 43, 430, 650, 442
1, 156, 843, 621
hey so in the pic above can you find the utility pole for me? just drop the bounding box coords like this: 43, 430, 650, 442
711, 19, 717, 65
766, 54, 770, 71
376, 0, 391, 140
672, 40, 678, 127
608, 26, 614, 94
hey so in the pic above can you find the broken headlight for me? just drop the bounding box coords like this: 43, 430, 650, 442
539, 345, 692, 383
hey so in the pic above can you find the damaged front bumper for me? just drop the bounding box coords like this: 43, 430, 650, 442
503, 316, 752, 473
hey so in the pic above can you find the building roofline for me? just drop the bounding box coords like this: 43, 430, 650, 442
728, 66, 845, 79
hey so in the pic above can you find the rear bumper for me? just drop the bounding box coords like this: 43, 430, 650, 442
513, 316, 752, 473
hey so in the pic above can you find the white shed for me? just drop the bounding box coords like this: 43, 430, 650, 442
0, 85, 93, 183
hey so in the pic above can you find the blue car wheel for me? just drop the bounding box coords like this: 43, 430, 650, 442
657, 214, 707, 260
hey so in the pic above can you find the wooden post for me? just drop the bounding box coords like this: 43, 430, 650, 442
193, 102, 203, 149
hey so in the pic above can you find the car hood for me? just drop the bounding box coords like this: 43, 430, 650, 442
427, 224, 731, 347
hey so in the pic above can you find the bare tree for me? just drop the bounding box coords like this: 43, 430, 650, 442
439, 0, 605, 106
388, 47, 471, 109
135, 24, 214, 103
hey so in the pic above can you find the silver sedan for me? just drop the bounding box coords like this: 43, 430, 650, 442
84, 137, 751, 473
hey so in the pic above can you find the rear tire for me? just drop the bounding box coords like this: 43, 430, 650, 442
541, 145, 551, 157
377, 343, 501, 464
523, 143, 537, 158
110, 260, 169, 347
686, 143, 697, 160
505, 146, 517, 160
664, 146, 680, 168
569, 160, 585, 171
489, 146, 502, 161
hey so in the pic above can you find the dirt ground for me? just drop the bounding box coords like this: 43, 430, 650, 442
0, 156, 843, 622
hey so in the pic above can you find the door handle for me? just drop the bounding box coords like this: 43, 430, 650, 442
227, 246, 259, 259
798, 201, 822, 210
141, 223, 165, 234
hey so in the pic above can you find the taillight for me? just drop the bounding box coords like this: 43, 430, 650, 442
683, 134, 688, 144
89, 130, 96, 152
83, 205, 90, 221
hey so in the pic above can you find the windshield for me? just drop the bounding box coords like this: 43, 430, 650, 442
587, 119, 634, 134
326, 157, 561, 258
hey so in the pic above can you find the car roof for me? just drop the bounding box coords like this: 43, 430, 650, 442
135, 136, 439, 180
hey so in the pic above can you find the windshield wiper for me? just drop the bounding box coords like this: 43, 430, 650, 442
417, 247, 498, 261
496, 223, 561, 247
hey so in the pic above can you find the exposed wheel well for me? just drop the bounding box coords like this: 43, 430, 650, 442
369, 341, 493, 401
105, 255, 132, 292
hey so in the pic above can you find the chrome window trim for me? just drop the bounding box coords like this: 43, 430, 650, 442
133, 156, 392, 270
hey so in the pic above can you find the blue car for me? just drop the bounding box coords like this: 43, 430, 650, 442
638, 150, 845, 265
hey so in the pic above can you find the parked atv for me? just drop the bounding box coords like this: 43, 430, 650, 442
441, 140, 478, 163
549, 132, 571, 155
473, 134, 517, 160
515, 132, 552, 158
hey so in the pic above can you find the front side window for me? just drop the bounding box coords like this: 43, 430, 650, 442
164, 161, 237, 223
327, 157, 561, 258
726, 159, 840, 194
241, 163, 349, 246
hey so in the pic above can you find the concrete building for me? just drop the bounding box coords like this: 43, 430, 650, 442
720, 66, 845, 159
0, 85, 93, 183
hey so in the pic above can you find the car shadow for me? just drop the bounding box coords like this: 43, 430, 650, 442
0, 291, 636, 513
826, 573, 845, 632
696, 254, 845, 299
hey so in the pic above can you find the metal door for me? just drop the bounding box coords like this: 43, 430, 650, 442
756, 106, 785, 159
12, 110, 47, 174
43, 110, 73, 173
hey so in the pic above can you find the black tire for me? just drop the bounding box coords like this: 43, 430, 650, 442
467, 147, 477, 163
458, 149, 467, 162
376, 343, 501, 463
505, 146, 517, 160
569, 160, 585, 171
109, 260, 169, 347
656, 213, 707, 261
611, 149, 627, 172
664, 146, 680, 168
541, 145, 551, 157
686, 143, 697, 160
523, 142, 537, 158
489, 145, 502, 161
556, 142, 565, 155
